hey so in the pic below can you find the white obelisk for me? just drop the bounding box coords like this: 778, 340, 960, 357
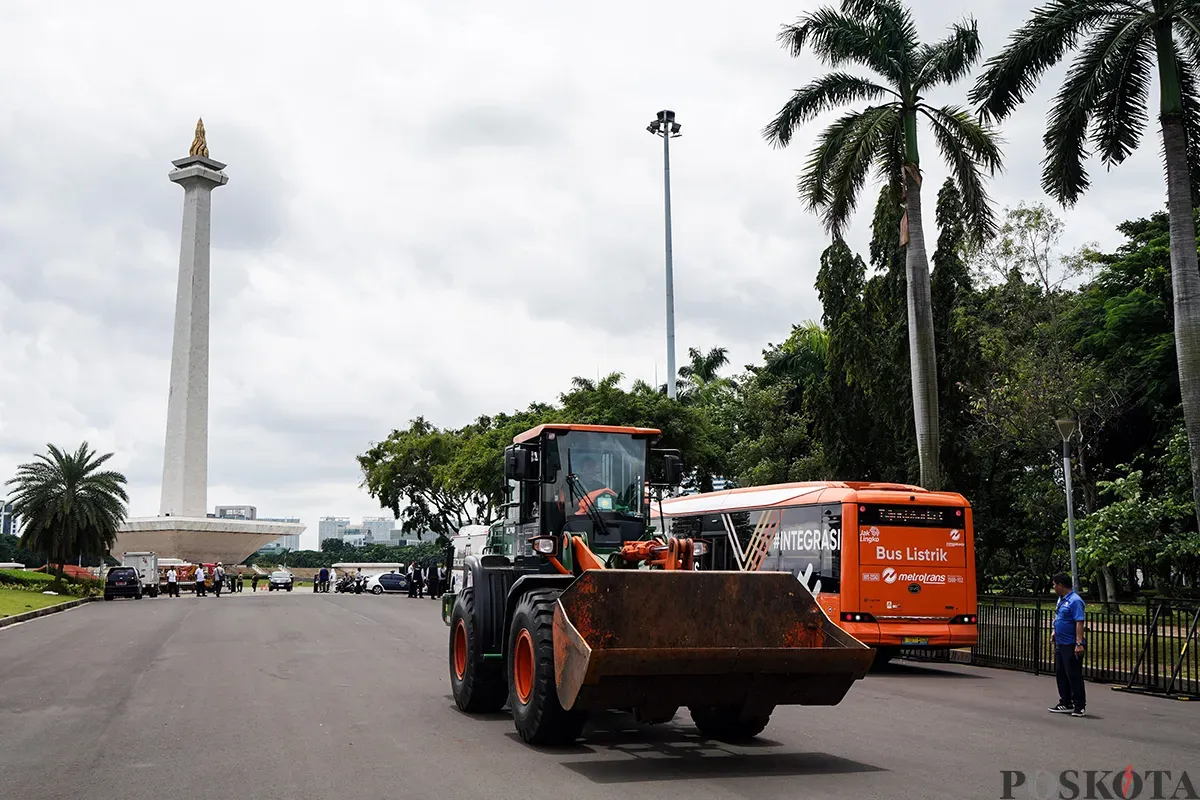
159, 119, 227, 518
115, 120, 304, 565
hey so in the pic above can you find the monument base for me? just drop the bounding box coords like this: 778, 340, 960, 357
115, 517, 306, 566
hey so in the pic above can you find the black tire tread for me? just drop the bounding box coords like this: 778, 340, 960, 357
509, 589, 587, 746
451, 588, 507, 713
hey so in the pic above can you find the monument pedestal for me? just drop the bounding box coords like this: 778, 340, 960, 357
116, 517, 306, 566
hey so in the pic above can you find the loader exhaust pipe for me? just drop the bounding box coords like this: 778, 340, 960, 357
551, 570, 874, 713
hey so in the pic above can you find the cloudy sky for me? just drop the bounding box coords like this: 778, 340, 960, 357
0, 1, 1171, 548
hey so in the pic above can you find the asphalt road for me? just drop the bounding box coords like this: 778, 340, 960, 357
1, 591, 1195, 800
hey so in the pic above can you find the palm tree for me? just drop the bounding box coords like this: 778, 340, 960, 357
676, 346, 734, 402
970, 0, 1200, 535
6, 443, 128, 587
763, 0, 1003, 490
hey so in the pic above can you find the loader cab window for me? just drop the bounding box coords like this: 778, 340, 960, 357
541, 431, 648, 536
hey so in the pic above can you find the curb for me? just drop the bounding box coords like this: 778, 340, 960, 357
0, 595, 100, 629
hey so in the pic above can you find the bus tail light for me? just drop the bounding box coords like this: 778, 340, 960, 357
950, 614, 977, 624
840, 612, 877, 623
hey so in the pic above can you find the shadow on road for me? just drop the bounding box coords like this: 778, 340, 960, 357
557, 749, 884, 784
503, 711, 885, 783
871, 661, 990, 679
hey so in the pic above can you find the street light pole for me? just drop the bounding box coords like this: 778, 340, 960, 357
1056, 418, 1080, 593
647, 110, 682, 399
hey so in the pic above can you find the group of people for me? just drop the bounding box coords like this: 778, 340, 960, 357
164, 563, 240, 597
405, 562, 447, 598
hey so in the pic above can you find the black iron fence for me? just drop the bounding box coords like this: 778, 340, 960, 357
903, 596, 1200, 699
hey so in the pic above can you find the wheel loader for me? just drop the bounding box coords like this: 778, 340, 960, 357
442, 423, 873, 746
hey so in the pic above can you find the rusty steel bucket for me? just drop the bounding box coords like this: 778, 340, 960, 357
552, 570, 874, 713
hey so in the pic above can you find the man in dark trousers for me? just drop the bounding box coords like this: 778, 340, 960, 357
1048, 573, 1087, 717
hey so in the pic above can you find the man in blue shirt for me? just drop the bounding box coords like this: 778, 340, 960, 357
1048, 573, 1087, 716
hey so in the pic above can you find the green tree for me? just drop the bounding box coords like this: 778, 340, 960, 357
358, 417, 488, 544
971, 0, 1200, 538
763, 0, 1003, 489
5, 443, 128, 588
676, 346, 734, 404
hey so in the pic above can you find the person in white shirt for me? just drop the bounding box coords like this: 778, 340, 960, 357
213, 563, 225, 598
166, 568, 178, 597
195, 565, 207, 597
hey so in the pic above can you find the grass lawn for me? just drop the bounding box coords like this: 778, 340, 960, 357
0, 587, 76, 618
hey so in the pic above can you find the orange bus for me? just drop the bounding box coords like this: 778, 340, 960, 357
654, 481, 978, 660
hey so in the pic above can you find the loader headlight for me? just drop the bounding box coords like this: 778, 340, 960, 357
691, 541, 708, 556
530, 536, 557, 555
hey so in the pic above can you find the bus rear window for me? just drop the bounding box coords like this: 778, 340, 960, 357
858, 504, 965, 528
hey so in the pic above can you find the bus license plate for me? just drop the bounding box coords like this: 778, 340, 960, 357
903, 636, 928, 645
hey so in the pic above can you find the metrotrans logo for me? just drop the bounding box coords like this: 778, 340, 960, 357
882, 568, 946, 585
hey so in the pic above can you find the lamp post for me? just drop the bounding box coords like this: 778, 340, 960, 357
1055, 418, 1080, 593
647, 110, 681, 400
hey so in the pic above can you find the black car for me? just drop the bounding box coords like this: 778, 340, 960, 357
104, 567, 144, 600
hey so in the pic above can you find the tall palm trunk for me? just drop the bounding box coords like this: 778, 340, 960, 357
1156, 24, 1200, 537
904, 166, 941, 490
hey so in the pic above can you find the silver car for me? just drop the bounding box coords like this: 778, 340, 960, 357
267, 571, 293, 592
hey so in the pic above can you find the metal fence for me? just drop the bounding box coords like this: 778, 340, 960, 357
904, 596, 1200, 699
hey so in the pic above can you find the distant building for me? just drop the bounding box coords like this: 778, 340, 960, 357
255, 518, 302, 554
1, 503, 21, 537
362, 516, 394, 544
215, 505, 257, 520
319, 516, 350, 544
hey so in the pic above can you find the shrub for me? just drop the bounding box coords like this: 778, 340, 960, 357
0, 569, 58, 590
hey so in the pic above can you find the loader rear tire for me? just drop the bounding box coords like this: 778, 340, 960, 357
688, 703, 773, 742
449, 588, 506, 713
508, 589, 587, 746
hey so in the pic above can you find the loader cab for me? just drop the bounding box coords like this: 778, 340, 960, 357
505, 424, 682, 564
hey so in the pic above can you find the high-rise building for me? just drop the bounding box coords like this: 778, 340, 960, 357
319, 517, 350, 544
1, 503, 21, 537
362, 516, 393, 544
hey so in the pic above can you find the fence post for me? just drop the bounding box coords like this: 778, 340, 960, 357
1033, 596, 1042, 676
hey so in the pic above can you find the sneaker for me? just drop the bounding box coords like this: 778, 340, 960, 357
1071, 708, 1086, 717
1048, 703, 1073, 713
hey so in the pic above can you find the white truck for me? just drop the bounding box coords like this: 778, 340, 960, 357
121, 551, 160, 598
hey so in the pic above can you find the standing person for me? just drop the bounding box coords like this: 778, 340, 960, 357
237, 572, 244, 593
319, 566, 329, 593
195, 565, 207, 597
426, 563, 438, 599
1048, 573, 1087, 717
213, 563, 225, 598
251, 573, 259, 592
166, 567, 178, 598
407, 562, 417, 598
437, 563, 447, 597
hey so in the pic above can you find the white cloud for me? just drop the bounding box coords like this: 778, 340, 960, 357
0, 0, 1177, 548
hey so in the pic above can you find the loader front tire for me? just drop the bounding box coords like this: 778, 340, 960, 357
689, 703, 773, 742
449, 588, 506, 713
508, 589, 587, 746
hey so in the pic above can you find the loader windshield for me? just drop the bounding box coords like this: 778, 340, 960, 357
542, 431, 647, 524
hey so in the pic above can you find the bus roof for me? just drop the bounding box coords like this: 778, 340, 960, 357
513, 424, 662, 444
657, 481, 970, 517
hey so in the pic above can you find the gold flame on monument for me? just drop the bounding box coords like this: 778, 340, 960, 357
189, 118, 209, 158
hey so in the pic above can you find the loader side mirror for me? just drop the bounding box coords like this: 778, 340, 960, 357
505, 446, 537, 482
663, 454, 684, 487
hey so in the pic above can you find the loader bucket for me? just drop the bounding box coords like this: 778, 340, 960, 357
552, 570, 874, 713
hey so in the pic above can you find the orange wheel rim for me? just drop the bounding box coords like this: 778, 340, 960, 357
513, 629, 535, 704
453, 620, 468, 680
